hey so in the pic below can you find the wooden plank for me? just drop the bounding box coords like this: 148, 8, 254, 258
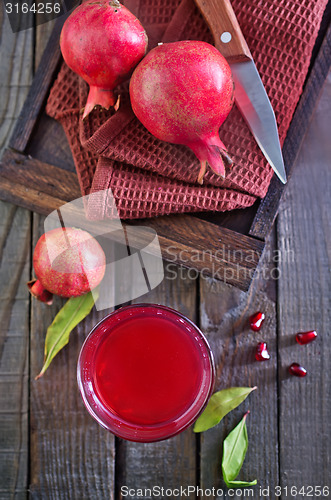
26, 112, 77, 170
0, 6, 34, 499
0, 149, 81, 201
277, 71, 331, 491
140, 216, 264, 291
0, 173, 75, 216
9, 15, 64, 153
30, 18, 116, 491
1, 21, 328, 296
249, 175, 284, 241
2, 0, 330, 220
0, 150, 265, 290
5, 15, 329, 287
0, 202, 31, 499
115, 266, 199, 497
0, 6, 34, 152
29, 213, 116, 499
199, 229, 279, 497
249, 22, 331, 241
28, 12, 119, 499
35, 17, 58, 69
0, 2, 329, 312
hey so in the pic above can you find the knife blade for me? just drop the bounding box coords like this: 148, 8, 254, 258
193, 0, 287, 184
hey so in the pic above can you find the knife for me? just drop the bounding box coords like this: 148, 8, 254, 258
194, 0, 287, 184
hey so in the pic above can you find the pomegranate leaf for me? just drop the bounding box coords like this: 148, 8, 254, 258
222, 412, 257, 488
36, 290, 98, 379
193, 386, 257, 432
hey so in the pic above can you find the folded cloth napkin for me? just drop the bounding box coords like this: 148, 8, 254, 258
46, 0, 327, 220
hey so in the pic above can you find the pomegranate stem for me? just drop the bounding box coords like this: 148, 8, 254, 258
83, 85, 117, 119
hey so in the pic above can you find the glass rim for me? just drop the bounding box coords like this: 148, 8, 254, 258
77, 303, 215, 442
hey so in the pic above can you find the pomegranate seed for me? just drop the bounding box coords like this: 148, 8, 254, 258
249, 311, 265, 331
289, 363, 307, 377
296, 330, 317, 345
255, 342, 270, 361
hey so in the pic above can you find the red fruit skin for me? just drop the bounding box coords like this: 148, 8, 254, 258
296, 331, 317, 345
32, 228, 106, 299
27, 279, 53, 305
60, 0, 148, 118
249, 311, 265, 332
289, 363, 307, 377
255, 342, 270, 361
129, 40, 234, 183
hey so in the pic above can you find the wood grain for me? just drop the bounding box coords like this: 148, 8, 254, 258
0, 202, 31, 499
0, 5, 33, 499
116, 266, 199, 498
0, 149, 81, 201
198, 229, 279, 497
2, 22, 330, 289
0, 150, 265, 290
35, 18, 58, 69
249, 23, 331, 241
0, 2, 329, 302
277, 71, 331, 493
29, 22, 116, 500
0, 3, 330, 498
129, 216, 264, 291
29, 214, 116, 499
0, 4, 34, 152
193, 0, 251, 62
9, 16, 64, 153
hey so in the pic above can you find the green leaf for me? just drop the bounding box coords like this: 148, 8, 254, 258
194, 386, 257, 432
222, 412, 257, 488
36, 290, 98, 379
224, 480, 257, 487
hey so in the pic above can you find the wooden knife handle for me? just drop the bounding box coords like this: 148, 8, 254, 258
194, 0, 252, 63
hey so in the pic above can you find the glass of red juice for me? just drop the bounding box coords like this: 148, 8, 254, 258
77, 303, 215, 442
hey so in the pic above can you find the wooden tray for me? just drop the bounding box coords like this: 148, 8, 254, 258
0, 14, 330, 291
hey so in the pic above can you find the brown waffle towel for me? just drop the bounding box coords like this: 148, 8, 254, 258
46, 0, 328, 219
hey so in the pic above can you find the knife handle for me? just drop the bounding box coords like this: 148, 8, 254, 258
194, 0, 252, 63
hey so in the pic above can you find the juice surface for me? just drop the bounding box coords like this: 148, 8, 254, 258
94, 309, 203, 425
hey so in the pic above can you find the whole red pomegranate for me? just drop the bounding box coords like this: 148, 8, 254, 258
28, 227, 106, 303
129, 41, 234, 184
60, 0, 148, 118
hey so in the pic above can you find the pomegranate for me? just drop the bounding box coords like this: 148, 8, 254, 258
60, 0, 148, 118
129, 41, 234, 184
289, 363, 307, 377
255, 342, 270, 361
28, 227, 106, 303
296, 330, 317, 345
249, 311, 265, 332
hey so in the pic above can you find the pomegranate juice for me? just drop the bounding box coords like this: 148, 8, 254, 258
77, 304, 214, 442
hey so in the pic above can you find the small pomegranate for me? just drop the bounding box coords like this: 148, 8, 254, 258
296, 330, 317, 345
249, 311, 265, 332
129, 40, 234, 184
60, 0, 148, 118
255, 342, 270, 361
289, 363, 307, 377
28, 227, 106, 303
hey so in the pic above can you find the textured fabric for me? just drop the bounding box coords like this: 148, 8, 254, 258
46, 0, 328, 219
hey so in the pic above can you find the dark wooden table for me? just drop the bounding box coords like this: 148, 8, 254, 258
0, 8, 330, 500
